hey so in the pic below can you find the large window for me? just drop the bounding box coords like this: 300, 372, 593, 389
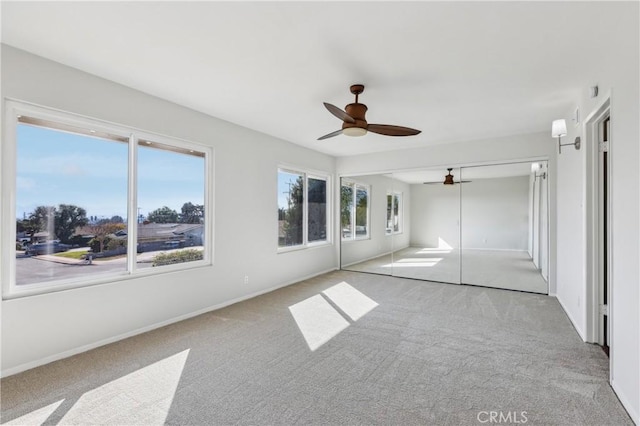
386, 192, 403, 235
278, 168, 329, 249
4, 102, 211, 297
341, 181, 369, 240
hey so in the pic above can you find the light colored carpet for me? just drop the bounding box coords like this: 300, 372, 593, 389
344, 247, 548, 294
0, 271, 630, 425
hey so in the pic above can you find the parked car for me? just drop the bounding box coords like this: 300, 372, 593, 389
27, 241, 71, 256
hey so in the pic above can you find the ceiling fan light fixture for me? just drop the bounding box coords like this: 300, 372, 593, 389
343, 127, 367, 137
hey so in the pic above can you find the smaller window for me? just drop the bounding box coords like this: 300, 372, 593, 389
386, 191, 403, 235
278, 168, 329, 250
341, 181, 370, 240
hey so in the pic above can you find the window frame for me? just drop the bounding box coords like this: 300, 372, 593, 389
386, 190, 403, 235
277, 166, 331, 253
2, 100, 214, 299
341, 179, 371, 242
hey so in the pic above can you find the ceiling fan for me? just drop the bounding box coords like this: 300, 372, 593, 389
318, 84, 421, 140
423, 168, 472, 185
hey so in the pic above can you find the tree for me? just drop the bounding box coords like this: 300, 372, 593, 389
55, 204, 88, 244
283, 176, 303, 245
355, 190, 368, 226
180, 202, 204, 224
340, 185, 353, 230
110, 215, 125, 224
87, 222, 126, 253
147, 206, 179, 223
28, 206, 57, 240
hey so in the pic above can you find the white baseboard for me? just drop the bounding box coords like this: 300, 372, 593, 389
341, 251, 393, 268
554, 294, 587, 341
611, 379, 639, 425
0, 267, 338, 378
460, 248, 529, 252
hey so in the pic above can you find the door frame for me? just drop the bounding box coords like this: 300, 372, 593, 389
585, 94, 612, 367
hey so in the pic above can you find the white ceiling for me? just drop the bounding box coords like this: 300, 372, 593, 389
1, 2, 619, 157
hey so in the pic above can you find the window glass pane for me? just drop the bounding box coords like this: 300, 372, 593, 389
394, 193, 401, 232
137, 141, 205, 267
386, 194, 393, 235
355, 186, 368, 238
278, 170, 304, 247
308, 177, 327, 242
15, 120, 128, 285
341, 184, 353, 239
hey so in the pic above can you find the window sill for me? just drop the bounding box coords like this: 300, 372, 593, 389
3, 259, 213, 300
277, 240, 332, 254
341, 237, 371, 243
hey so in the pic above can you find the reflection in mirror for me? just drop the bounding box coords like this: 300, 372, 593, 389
460, 162, 548, 294
391, 168, 461, 284
340, 175, 395, 276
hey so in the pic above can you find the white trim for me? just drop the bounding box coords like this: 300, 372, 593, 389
385, 190, 404, 235
127, 133, 138, 274
583, 93, 611, 347
340, 250, 394, 268
338, 156, 549, 180
340, 180, 371, 242
0, 266, 339, 378
2, 100, 213, 299
276, 166, 332, 252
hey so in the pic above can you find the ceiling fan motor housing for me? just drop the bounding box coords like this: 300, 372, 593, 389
343, 103, 368, 131
444, 168, 455, 185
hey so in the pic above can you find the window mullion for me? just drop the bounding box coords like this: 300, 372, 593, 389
127, 133, 138, 274
351, 183, 356, 240
303, 174, 308, 245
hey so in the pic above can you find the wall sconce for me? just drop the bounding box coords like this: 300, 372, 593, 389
552, 119, 580, 154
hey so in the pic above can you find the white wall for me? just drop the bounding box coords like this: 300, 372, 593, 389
460, 176, 530, 251
409, 183, 460, 249
411, 175, 534, 250
1, 46, 338, 375
554, 3, 639, 420
340, 174, 410, 267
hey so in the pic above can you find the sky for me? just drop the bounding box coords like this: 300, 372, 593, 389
277, 170, 302, 211
16, 124, 205, 221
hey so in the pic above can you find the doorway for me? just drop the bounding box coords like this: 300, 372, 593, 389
598, 115, 611, 356
586, 97, 611, 359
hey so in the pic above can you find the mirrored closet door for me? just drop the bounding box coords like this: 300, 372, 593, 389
459, 162, 548, 293
340, 161, 548, 294
340, 174, 394, 277
389, 168, 461, 284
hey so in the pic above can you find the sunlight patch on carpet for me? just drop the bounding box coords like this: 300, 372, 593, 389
57, 349, 190, 425
322, 281, 378, 321
289, 282, 378, 351
289, 294, 350, 351
3, 399, 65, 425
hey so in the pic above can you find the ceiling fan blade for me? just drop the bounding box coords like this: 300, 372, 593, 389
323, 103, 355, 123
317, 129, 343, 140
367, 124, 421, 136
423, 180, 472, 185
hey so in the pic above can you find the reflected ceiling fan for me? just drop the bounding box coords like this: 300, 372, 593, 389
423, 168, 472, 185
318, 84, 421, 140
